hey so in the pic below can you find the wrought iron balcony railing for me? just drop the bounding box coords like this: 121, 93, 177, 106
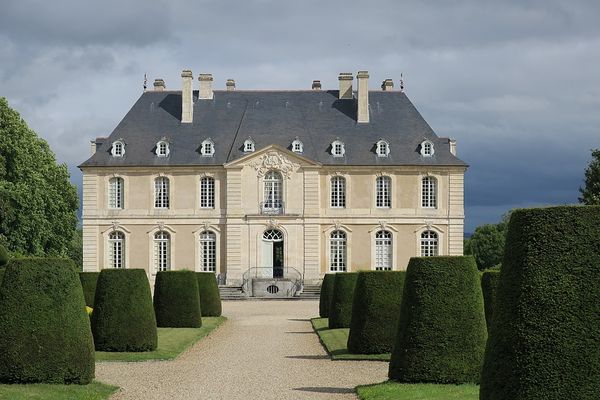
259, 200, 284, 215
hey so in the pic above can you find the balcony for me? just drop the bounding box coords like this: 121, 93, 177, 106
260, 200, 284, 215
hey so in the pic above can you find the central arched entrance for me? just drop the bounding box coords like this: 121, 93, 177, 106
262, 229, 284, 278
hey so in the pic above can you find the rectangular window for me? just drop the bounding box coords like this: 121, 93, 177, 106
108, 178, 123, 209
200, 177, 215, 208
154, 178, 170, 208
154, 238, 170, 271
375, 237, 392, 270
330, 234, 347, 272
201, 233, 216, 272
330, 177, 346, 208
376, 176, 391, 208
422, 177, 437, 208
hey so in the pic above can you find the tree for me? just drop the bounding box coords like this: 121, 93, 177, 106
579, 149, 600, 205
465, 214, 510, 270
0, 97, 78, 256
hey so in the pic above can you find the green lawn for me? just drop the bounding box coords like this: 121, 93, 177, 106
0, 381, 118, 400
311, 318, 390, 361
96, 316, 226, 362
356, 381, 479, 400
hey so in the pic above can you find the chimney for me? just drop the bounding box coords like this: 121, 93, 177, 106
357, 70, 369, 123
312, 80, 322, 91
90, 140, 97, 155
449, 139, 457, 156
381, 79, 393, 91
226, 79, 236, 91
338, 72, 353, 99
198, 73, 214, 99
153, 78, 166, 91
181, 69, 193, 123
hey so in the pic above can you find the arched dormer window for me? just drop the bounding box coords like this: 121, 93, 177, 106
331, 140, 345, 157
420, 140, 434, 157
292, 138, 303, 153
376, 140, 390, 157
201, 138, 215, 157
156, 140, 170, 157
244, 138, 255, 152
111, 140, 125, 157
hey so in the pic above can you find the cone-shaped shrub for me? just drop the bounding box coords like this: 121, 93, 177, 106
481, 206, 600, 400
79, 272, 99, 307
0, 258, 94, 384
0, 245, 8, 267
319, 274, 335, 318
481, 270, 500, 333
196, 272, 222, 317
328, 272, 358, 328
389, 256, 487, 384
154, 271, 202, 327
347, 270, 405, 354
91, 269, 157, 352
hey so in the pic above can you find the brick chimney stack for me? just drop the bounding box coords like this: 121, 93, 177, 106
312, 80, 322, 91
381, 79, 393, 91
153, 78, 166, 91
226, 79, 236, 91
357, 71, 369, 123
338, 72, 353, 99
198, 73, 214, 99
181, 70, 193, 123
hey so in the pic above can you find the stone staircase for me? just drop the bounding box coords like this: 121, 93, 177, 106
219, 285, 247, 300
297, 284, 321, 299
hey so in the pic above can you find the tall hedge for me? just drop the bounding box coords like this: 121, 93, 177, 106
389, 256, 487, 384
196, 272, 222, 317
79, 272, 99, 307
481, 270, 500, 333
0, 269, 5, 286
347, 270, 405, 354
154, 271, 202, 327
0, 258, 94, 384
0, 245, 8, 267
328, 272, 358, 329
91, 269, 157, 352
480, 206, 600, 400
319, 274, 335, 318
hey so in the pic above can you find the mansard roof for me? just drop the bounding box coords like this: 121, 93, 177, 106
79, 90, 466, 168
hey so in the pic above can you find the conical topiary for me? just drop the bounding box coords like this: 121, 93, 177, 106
0, 258, 94, 384
319, 273, 335, 318
328, 272, 359, 329
196, 272, 222, 317
389, 256, 487, 384
79, 272, 100, 307
91, 269, 157, 352
481, 270, 500, 333
154, 270, 202, 327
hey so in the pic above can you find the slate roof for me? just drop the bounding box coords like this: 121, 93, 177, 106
79, 90, 467, 168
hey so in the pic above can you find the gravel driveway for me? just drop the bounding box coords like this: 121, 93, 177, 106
96, 300, 388, 400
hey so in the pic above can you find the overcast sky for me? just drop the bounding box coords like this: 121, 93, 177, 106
2, 0, 599, 232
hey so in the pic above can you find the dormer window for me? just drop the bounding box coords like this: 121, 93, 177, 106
244, 138, 255, 152
292, 138, 303, 153
111, 140, 125, 157
421, 140, 434, 157
376, 140, 390, 157
331, 140, 345, 157
201, 138, 215, 157
156, 140, 169, 157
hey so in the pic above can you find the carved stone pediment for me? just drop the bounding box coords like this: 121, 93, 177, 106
250, 151, 300, 179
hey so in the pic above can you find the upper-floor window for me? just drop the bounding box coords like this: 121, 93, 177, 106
199, 231, 216, 272
292, 138, 303, 153
263, 170, 283, 211
376, 176, 391, 208
154, 177, 170, 208
422, 176, 437, 208
108, 231, 125, 269
421, 140, 434, 157
200, 176, 215, 208
330, 230, 347, 272
111, 140, 125, 157
108, 177, 124, 209
420, 230, 438, 257
331, 140, 345, 157
376, 140, 390, 157
244, 138, 255, 152
156, 140, 169, 157
201, 139, 215, 157
330, 176, 346, 208
375, 230, 392, 270
154, 231, 171, 272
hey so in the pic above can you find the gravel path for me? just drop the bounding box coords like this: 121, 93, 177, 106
96, 300, 388, 400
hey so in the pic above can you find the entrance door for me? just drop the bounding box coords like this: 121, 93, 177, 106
262, 229, 284, 278
273, 241, 283, 278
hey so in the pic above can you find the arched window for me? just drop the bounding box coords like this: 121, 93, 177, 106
244, 138, 255, 152
263, 229, 284, 241
422, 176, 437, 208
292, 138, 303, 153
420, 231, 438, 257
154, 177, 170, 208
376, 140, 390, 157
331, 140, 345, 157
108, 177, 124, 209
330, 176, 346, 208
108, 231, 125, 269
154, 231, 171, 272
375, 230, 392, 270
263, 170, 283, 211
201, 138, 215, 156
330, 230, 347, 272
421, 140, 434, 157
376, 176, 391, 208
156, 141, 169, 157
111, 140, 125, 157
199, 231, 216, 272
200, 177, 215, 208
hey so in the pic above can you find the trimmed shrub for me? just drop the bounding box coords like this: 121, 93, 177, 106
79, 272, 100, 307
388, 256, 487, 384
347, 270, 405, 354
0, 258, 94, 384
196, 272, 222, 317
328, 272, 359, 329
319, 273, 335, 318
480, 206, 600, 400
0, 269, 4, 286
154, 271, 202, 327
91, 269, 157, 352
481, 270, 500, 332
0, 245, 8, 267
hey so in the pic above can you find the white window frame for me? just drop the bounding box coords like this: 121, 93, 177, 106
154, 177, 170, 209
199, 231, 217, 272
263, 170, 283, 211
108, 231, 125, 269
292, 139, 303, 153
376, 176, 391, 208
154, 231, 171, 272
375, 230, 392, 270
200, 176, 215, 208
376, 140, 390, 157
244, 138, 255, 152
156, 141, 170, 157
331, 140, 345, 157
329, 230, 347, 272
330, 176, 346, 208
420, 230, 438, 257
201, 139, 215, 157
108, 177, 124, 209
421, 176, 437, 208
421, 140, 434, 157
111, 140, 125, 157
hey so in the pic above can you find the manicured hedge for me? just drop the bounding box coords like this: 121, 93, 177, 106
0, 269, 5, 286
91, 269, 157, 352
0, 245, 8, 267
481, 270, 500, 333
319, 274, 335, 318
328, 272, 358, 329
154, 271, 202, 327
0, 258, 94, 384
347, 270, 405, 354
196, 272, 222, 317
480, 206, 600, 400
79, 272, 100, 307
389, 256, 487, 384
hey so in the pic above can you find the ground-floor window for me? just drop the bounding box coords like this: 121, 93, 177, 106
154, 231, 171, 272
375, 230, 392, 270
420, 230, 438, 257
200, 231, 216, 272
108, 231, 125, 268
330, 230, 347, 272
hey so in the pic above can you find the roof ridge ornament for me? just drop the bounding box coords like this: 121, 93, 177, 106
400, 73, 404, 93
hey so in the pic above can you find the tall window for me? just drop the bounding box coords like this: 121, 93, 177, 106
154, 231, 171, 272
330, 230, 347, 272
420, 231, 438, 257
376, 176, 391, 208
154, 177, 170, 208
263, 170, 282, 210
375, 230, 392, 270
200, 177, 215, 208
330, 176, 346, 208
108, 231, 125, 269
422, 176, 437, 208
108, 177, 124, 209
200, 231, 216, 272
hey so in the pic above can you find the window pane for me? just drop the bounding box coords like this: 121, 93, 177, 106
155, 177, 170, 208
200, 231, 216, 272
200, 177, 215, 208
331, 176, 346, 208
330, 230, 347, 272
376, 176, 391, 208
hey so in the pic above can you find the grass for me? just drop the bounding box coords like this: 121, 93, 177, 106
311, 317, 390, 361
0, 381, 118, 400
356, 381, 479, 400
96, 316, 226, 361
